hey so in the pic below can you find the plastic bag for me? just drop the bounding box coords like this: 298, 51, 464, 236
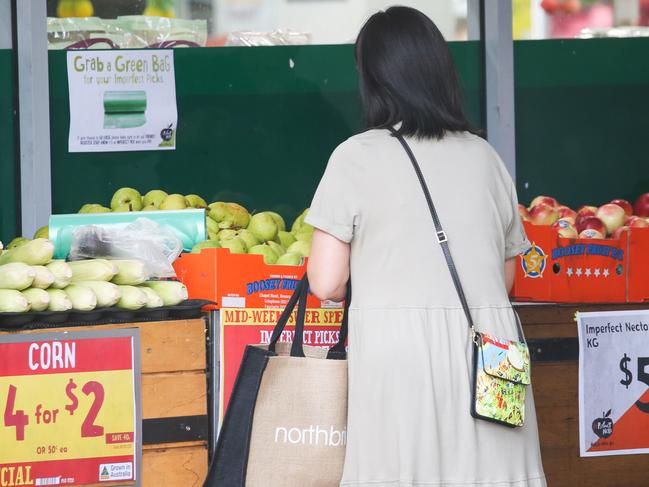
47, 17, 126, 50
116, 16, 208, 48
69, 218, 183, 278
226, 30, 311, 47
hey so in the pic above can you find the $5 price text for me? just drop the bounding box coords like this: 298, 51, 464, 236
619, 353, 649, 413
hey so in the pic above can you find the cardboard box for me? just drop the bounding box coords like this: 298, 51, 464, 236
173, 248, 331, 309
511, 222, 649, 303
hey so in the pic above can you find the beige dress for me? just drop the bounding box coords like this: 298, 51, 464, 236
305, 129, 546, 487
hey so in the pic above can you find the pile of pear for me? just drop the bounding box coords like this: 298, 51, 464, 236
79, 188, 314, 266
193, 205, 313, 266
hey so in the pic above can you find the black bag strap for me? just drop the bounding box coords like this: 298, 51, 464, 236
268, 275, 307, 351
268, 274, 350, 358
388, 127, 524, 343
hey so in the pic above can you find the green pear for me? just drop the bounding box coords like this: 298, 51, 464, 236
206, 216, 219, 234
111, 187, 143, 211
142, 205, 158, 211
191, 240, 221, 253
112, 203, 135, 212
237, 229, 259, 250
217, 229, 238, 242
267, 241, 285, 256
267, 212, 286, 231
79, 203, 110, 214
287, 240, 311, 258
275, 252, 303, 266
208, 230, 219, 241
294, 225, 314, 242
227, 203, 250, 228
209, 202, 235, 229
185, 194, 207, 208
33, 226, 49, 239
291, 208, 309, 233
208, 202, 229, 223
160, 194, 188, 210
220, 236, 246, 254
277, 230, 296, 248
248, 212, 279, 242
248, 244, 279, 264
7, 237, 30, 250
142, 189, 168, 209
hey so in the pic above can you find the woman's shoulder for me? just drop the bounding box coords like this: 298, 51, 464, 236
326, 129, 389, 167
329, 129, 505, 173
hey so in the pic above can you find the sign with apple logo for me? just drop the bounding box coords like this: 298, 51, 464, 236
67, 50, 178, 153
592, 409, 613, 439
578, 309, 649, 457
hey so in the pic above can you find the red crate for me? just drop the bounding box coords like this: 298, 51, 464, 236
173, 248, 327, 309
511, 222, 649, 303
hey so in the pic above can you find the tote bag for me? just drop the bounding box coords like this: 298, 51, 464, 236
205, 275, 350, 486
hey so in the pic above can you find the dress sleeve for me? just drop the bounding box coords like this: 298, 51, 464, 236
304, 142, 359, 243
505, 179, 532, 259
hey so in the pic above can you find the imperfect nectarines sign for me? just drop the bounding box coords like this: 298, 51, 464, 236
578, 309, 649, 456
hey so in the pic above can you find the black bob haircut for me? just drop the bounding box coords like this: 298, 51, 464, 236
355, 6, 472, 139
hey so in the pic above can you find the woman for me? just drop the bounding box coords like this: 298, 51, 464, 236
306, 7, 546, 487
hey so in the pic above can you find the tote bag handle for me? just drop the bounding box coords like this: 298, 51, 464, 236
268, 274, 350, 359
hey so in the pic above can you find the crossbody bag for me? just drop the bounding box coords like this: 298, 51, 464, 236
389, 126, 531, 428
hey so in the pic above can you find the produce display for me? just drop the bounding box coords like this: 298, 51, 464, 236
519, 192, 649, 239
74, 187, 315, 265
0, 237, 188, 314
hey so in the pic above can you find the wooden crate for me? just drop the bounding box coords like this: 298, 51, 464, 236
1, 319, 209, 487
518, 303, 649, 487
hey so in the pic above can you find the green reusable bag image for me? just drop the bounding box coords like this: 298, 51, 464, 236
103, 90, 147, 129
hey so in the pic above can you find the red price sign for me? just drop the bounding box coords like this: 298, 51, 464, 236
0, 330, 141, 486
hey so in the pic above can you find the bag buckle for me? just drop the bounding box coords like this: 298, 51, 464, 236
471, 326, 480, 345
436, 231, 448, 243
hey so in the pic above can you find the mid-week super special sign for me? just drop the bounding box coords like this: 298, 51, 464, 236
220, 308, 343, 423
0, 330, 141, 486
578, 310, 649, 457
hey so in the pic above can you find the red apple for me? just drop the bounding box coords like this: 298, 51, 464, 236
529, 195, 558, 210
627, 216, 649, 228
575, 206, 597, 227
611, 226, 629, 239
558, 227, 578, 238
576, 216, 606, 236
634, 193, 649, 217
596, 203, 626, 236
552, 218, 574, 229
577, 205, 598, 216
552, 219, 578, 238
528, 203, 559, 225
541, 0, 560, 13
579, 229, 604, 239
556, 205, 577, 221
518, 204, 530, 221
561, 0, 582, 14
610, 199, 633, 216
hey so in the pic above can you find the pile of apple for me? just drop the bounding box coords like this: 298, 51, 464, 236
78, 188, 313, 265
519, 193, 649, 239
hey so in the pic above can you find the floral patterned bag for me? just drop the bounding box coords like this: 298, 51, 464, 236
472, 329, 531, 427
390, 127, 531, 428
